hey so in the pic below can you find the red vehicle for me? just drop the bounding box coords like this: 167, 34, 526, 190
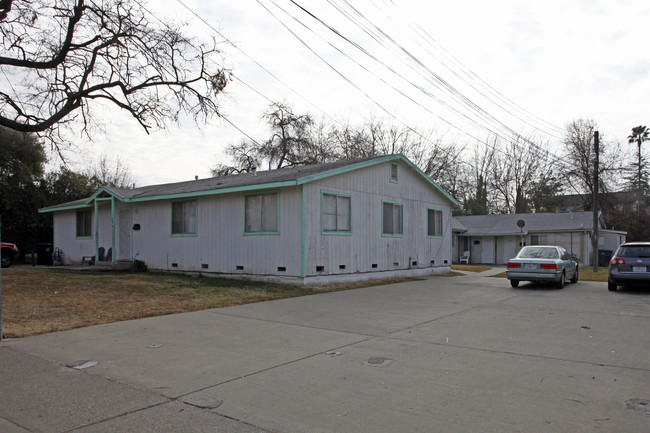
1, 242, 19, 268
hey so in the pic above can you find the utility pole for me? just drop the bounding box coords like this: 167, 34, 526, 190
592, 131, 600, 273
0, 216, 3, 341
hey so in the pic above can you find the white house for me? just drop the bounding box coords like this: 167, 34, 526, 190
40, 154, 459, 284
453, 212, 626, 266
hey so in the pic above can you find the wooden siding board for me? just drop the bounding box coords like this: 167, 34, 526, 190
50, 158, 455, 280
302, 160, 452, 276
126, 188, 303, 275
53, 211, 96, 264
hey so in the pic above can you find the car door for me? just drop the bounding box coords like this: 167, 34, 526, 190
559, 247, 575, 275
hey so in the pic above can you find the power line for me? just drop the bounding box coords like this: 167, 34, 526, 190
175, 0, 343, 128
306, 0, 562, 143
375, 0, 565, 136
273, 0, 572, 169
170, 0, 573, 174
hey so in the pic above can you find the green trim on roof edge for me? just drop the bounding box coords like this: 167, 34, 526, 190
39, 154, 459, 212
295, 154, 459, 207
38, 203, 93, 213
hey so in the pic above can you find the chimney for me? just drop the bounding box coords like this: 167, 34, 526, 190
252, 166, 257, 176
195, 175, 199, 180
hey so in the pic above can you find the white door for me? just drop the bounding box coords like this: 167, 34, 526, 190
118, 208, 132, 260
502, 236, 517, 263
482, 237, 495, 264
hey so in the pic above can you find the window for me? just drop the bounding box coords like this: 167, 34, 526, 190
76, 210, 92, 238
245, 192, 278, 233
427, 208, 443, 237
530, 234, 547, 245
390, 163, 399, 182
382, 201, 403, 236
322, 193, 351, 233
171, 200, 197, 235
518, 246, 559, 259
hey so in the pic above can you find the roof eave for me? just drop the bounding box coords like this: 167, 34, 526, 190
296, 154, 460, 206
39, 202, 92, 213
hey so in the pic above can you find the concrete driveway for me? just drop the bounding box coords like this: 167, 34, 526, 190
2, 269, 649, 432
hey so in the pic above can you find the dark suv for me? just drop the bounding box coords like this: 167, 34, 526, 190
1, 242, 19, 268
608, 242, 650, 291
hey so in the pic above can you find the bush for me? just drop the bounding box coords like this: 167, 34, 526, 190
134, 259, 148, 272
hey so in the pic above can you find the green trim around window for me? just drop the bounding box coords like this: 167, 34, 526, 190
426, 206, 444, 238
75, 209, 93, 239
321, 190, 352, 235
170, 199, 198, 237
243, 190, 281, 235
390, 162, 399, 183
381, 200, 404, 237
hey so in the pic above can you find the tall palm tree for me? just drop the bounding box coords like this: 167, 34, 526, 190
628, 125, 650, 192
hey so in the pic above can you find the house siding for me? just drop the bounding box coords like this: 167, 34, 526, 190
53, 205, 113, 263
303, 161, 452, 277
127, 188, 303, 275
46, 156, 456, 283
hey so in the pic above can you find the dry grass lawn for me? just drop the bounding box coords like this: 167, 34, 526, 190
1, 266, 418, 338
489, 266, 609, 282
451, 264, 493, 273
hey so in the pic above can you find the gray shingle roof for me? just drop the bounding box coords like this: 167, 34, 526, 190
107, 156, 380, 200
40, 154, 459, 212
453, 212, 599, 235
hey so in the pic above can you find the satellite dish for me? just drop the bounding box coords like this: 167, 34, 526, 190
517, 219, 525, 228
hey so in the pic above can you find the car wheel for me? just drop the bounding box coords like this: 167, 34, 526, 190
570, 266, 578, 284
557, 271, 565, 289
510, 279, 519, 288
1, 253, 12, 268
608, 281, 617, 291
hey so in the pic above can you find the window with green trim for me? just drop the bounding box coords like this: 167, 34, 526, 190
171, 200, 197, 235
427, 208, 443, 237
76, 210, 92, 238
322, 193, 351, 233
390, 163, 399, 182
382, 201, 403, 235
245, 192, 278, 233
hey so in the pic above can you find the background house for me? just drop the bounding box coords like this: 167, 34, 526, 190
40, 154, 459, 284
452, 212, 626, 266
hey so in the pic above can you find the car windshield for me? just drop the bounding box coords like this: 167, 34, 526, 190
517, 247, 559, 259
617, 246, 650, 258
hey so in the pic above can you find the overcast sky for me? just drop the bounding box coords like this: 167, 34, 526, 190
57, 0, 650, 186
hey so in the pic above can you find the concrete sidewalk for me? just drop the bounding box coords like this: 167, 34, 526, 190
2, 271, 649, 432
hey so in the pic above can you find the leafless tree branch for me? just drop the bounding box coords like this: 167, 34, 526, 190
0, 0, 230, 145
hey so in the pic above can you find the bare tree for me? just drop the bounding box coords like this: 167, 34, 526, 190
210, 105, 464, 195
309, 119, 341, 163
418, 135, 466, 197
562, 119, 620, 209
330, 122, 373, 159
211, 139, 261, 176
489, 134, 553, 214
259, 102, 314, 169
461, 139, 497, 215
85, 153, 134, 188
0, 0, 230, 147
